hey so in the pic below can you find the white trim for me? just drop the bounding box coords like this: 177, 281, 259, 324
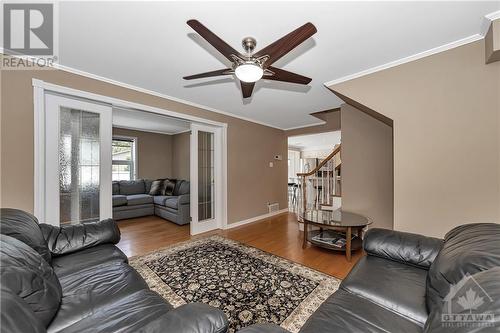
224, 208, 289, 230
33, 85, 45, 220
32, 79, 228, 128
31, 62, 284, 130
112, 124, 186, 136
324, 34, 483, 87
481, 10, 500, 36
282, 121, 326, 131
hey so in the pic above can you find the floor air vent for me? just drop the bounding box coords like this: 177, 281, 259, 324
268, 203, 279, 214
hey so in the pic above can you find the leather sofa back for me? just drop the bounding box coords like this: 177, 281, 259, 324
0, 208, 52, 264
0, 234, 62, 327
426, 223, 500, 313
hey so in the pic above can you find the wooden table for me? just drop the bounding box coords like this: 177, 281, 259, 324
301, 209, 372, 261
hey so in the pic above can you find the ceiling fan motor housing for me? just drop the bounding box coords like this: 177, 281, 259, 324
242, 37, 257, 54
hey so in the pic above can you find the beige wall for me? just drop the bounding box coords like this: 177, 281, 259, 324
172, 131, 190, 180
341, 104, 394, 230
0, 67, 287, 224
112, 127, 174, 180
330, 40, 500, 237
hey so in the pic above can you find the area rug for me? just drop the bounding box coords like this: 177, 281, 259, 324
129, 236, 341, 333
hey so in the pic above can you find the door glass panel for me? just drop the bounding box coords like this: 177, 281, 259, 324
59, 107, 100, 224
198, 131, 214, 221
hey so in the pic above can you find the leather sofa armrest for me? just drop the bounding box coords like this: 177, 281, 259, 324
178, 194, 190, 206
138, 303, 228, 333
237, 324, 290, 333
40, 218, 121, 256
364, 228, 443, 269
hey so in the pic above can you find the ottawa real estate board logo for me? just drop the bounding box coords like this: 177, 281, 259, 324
441, 274, 495, 328
2, 2, 57, 69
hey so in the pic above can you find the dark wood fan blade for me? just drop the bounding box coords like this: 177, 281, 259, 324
264, 67, 311, 84
183, 68, 232, 80
187, 20, 242, 62
253, 22, 317, 68
241, 82, 255, 98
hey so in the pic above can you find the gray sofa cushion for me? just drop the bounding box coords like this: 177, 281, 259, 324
149, 180, 163, 196
165, 197, 178, 209
112, 181, 120, 195
113, 195, 127, 207
174, 180, 190, 196
126, 194, 153, 206
153, 195, 172, 206
161, 179, 176, 196
119, 180, 145, 195
144, 179, 153, 194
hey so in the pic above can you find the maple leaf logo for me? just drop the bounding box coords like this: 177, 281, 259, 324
457, 288, 484, 313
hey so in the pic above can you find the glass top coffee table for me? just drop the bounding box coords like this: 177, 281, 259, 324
301, 209, 372, 261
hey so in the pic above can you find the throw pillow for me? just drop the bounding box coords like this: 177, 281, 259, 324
161, 179, 176, 196
149, 180, 163, 196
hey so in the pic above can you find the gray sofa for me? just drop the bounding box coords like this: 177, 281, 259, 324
112, 179, 190, 225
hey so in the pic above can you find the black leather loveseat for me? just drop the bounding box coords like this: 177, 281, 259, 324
0, 208, 228, 333
241, 223, 500, 333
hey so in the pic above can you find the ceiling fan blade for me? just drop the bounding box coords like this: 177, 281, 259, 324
253, 22, 317, 68
187, 19, 242, 62
264, 67, 311, 85
183, 68, 232, 80
241, 82, 255, 98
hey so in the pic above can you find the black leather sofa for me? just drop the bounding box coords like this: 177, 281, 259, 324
0, 208, 228, 333
241, 223, 500, 333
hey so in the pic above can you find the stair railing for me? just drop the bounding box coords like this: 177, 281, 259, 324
296, 145, 341, 218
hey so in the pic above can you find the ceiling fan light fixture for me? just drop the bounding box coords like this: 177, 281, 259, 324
235, 62, 264, 83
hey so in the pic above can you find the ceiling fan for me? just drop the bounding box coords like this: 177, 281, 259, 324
184, 20, 317, 98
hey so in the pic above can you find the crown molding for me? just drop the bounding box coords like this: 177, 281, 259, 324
282, 121, 326, 131
481, 10, 500, 36
323, 34, 482, 87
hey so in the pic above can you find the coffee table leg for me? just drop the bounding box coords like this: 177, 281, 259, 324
302, 222, 308, 249
346, 227, 352, 262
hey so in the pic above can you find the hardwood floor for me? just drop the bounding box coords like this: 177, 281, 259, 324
117, 212, 362, 279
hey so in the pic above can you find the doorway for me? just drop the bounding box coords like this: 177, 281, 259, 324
33, 80, 227, 234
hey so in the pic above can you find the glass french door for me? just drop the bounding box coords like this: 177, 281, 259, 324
44, 94, 112, 225
190, 123, 222, 235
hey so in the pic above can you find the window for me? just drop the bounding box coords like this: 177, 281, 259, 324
112, 137, 136, 181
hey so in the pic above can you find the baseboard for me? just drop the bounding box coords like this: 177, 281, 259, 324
224, 208, 289, 230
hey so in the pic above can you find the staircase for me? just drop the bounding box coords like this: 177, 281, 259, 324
296, 145, 341, 218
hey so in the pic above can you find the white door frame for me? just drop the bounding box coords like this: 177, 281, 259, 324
33, 79, 228, 229
190, 123, 224, 235
43, 93, 112, 225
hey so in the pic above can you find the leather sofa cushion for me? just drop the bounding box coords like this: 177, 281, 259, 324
112, 195, 127, 207
300, 289, 422, 333
153, 195, 172, 206
426, 223, 500, 314
0, 208, 52, 263
51, 244, 128, 277
40, 219, 120, 256
364, 228, 442, 269
0, 234, 62, 327
424, 267, 500, 332
48, 263, 148, 332
119, 180, 145, 195
341, 256, 428, 325
165, 197, 179, 209
1, 286, 46, 333
126, 194, 153, 206
52, 289, 172, 333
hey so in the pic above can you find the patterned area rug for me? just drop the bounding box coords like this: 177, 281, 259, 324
129, 236, 340, 332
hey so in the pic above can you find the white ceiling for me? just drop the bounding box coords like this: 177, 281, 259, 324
113, 107, 190, 135
288, 131, 341, 151
55, 1, 499, 129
